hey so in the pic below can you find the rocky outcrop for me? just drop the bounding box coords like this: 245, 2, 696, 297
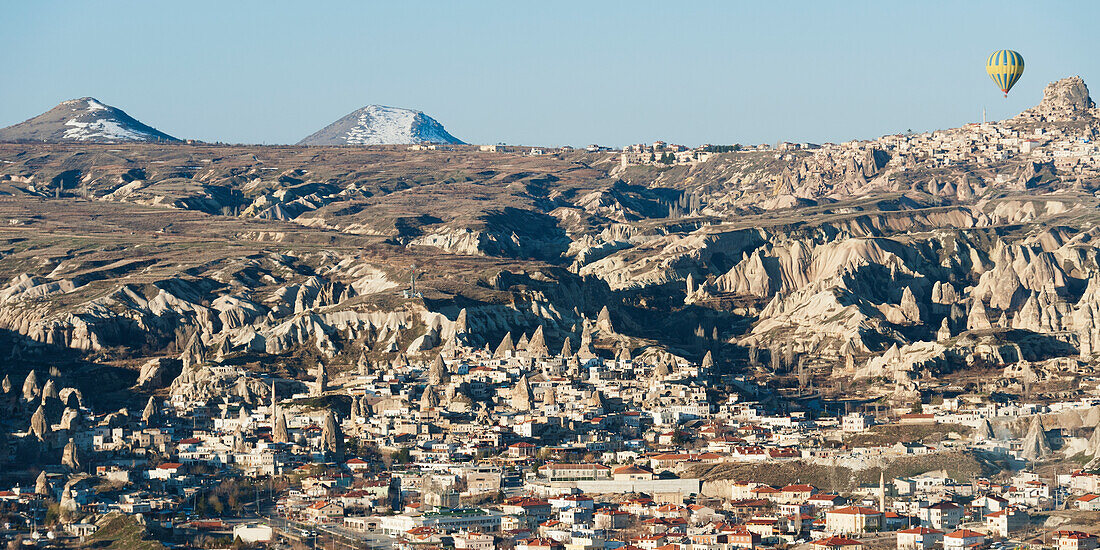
321, 409, 343, 461
135, 358, 176, 389
35, 471, 49, 496
1018, 76, 1096, 120
494, 333, 514, 358
967, 300, 993, 331
419, 386, 440, 412
974, 419, 994, 442
312, 362, 327, 397
527, 325, 549, 358
272, 407, 289, 443
512, 375, 533, 412
141, 397, 158, 424
427, 355, 448, 386
1019, 415, 1052, 461
61, 438, 80, 470
60, 407, 80, 431
30, 403, 50, 441
22, 370, 39, 402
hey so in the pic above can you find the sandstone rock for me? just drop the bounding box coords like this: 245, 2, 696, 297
59, 483, 78, 521
181, 331, 207, 370
142, 397, 157, 424
272, 407, 289, 443
527, 325, 549, 358
701, 350, 715, 371
588, 390, 606, 411
937, 317, 952, 341
419, 386, 439, 412
494, 333, 514, 358
1088, 425, 1100, 457
35, 471, 49, 496
653, 360, 672, 380
30, 403, 50, 441
453, 308, 468, 336
560, 337, 573, 358
22, 369, 39, 402
1019, 415, 1052, 461
60, 408, 80, 431
956, 176, 975, 200
512, 375, 533, 412
135, 358, 174, 389
577, 337, 597, 361
974, 419, 994, 442
1086, 406, 1100, 428
618, 345, 632, 362
428, 354, 448, 386
313, 362, 327, 397
59, 388, 82, 409
321, 409, 343, 460
358, 395, 371, 419
1022, 76, 1096, 119
967, 300, 993, 331
41, 379, 58, 400
596, 306, 614, 335
61, 437, 80, 470
104, 410, 129, 428
543, 387, 557, 406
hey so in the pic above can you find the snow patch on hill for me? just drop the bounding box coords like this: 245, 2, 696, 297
298, 105, 464, 146
60, 99, 161, 141
0, 97, 179, 143
64, 117, 154, 141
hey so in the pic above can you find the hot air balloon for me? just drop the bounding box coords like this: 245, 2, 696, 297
986, 50, 1024, 97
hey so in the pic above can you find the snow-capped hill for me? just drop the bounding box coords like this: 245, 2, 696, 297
0, 97, 180, 143
298, 105, 464, 146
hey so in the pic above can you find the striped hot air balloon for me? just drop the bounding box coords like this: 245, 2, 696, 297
986, 50, 1024, 97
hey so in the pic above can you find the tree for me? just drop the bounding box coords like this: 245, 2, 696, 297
671, 430, 694, 447
44, 503, 59, 526
392, 447, 412, 464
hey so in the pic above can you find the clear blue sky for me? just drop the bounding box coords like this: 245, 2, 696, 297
1, 1, 1095, 147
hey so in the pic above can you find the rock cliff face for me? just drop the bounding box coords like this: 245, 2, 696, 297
0, 76, 1099, 414
1018, 76, 1096, 120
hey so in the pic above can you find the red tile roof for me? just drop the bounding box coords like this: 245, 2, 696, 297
813, 536, 863, 547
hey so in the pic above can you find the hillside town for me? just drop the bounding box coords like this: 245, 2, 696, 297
5, 1, 1100, 549
619, 77, 1099, 183
7, 320, 1100, 550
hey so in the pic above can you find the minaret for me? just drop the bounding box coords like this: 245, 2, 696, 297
879, 471, 886, 512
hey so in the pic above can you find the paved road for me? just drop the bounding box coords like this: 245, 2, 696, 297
255, 496, 394, 549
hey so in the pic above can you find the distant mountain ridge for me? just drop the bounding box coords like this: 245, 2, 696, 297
298, 104, 464, 146
0, 97, 179, 143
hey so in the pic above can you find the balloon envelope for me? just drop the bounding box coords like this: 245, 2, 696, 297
986, 50, 1024, 96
